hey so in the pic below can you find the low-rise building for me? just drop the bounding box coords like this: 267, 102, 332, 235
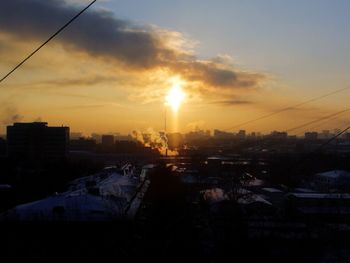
311, 170, 350, 192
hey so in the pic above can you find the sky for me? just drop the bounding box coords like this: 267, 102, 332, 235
0, 0, 349, 135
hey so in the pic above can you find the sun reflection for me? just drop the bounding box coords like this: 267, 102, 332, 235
165, 77, 186, 112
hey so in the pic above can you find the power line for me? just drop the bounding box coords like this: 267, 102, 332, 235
279, 123, 350, 192
319, 125, 350, 150
286, 107, 350, 133
250, 108, 350, 153
0, 0, 97, 84
226, 86, 350, 131
295, 114, 345, 136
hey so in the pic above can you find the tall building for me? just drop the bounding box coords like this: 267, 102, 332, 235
345, 133, 350, 141
269, 131, 288, 140
185, 130, 211, 142
0, 137, 6, 156
101, 135, 114, 146
320, 130, 331, 139
70, 132, 83, 140
7, 122, 69, 160
213, 129, 234, 139
91, 133, 102, 144
69, 137, 96, 151
305, 132, 318, 140
237, 130, 246, 140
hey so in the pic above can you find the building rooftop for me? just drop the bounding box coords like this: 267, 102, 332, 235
1, 164, 152, 221
316, 170, 350, 179
287, 193, 350, 199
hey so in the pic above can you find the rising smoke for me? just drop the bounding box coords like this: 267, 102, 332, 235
132, 128, 178, 156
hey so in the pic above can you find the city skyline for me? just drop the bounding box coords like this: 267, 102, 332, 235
1, 2, 350, 260
0, 0, 349, 135
2, 121, 346, 140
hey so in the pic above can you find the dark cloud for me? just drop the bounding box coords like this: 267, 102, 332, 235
173, 61, 264, 89
0, 0, 177, 69
0, 0, 265, 90
26, 76, 118, 87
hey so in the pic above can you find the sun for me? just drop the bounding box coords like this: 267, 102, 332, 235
165, 77, 186, 112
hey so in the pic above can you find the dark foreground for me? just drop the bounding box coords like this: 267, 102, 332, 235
1, 216, 350, 262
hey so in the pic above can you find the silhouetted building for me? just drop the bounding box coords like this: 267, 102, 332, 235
248, 132, 257, 139
115, 140, 141, 153
7, 122, 69, 160
311, 170, 350, 192
214, 129, 234, 139
269, 131, 288, 140
70, 137, 96, 151
345, 133, 350, 141
305, 132, 318, 140
70, 132, 83, 140
115, 134, 133, 141
0, 137, 6, 156
101, 135, 114, 146
237, 130, 246, 140
185, 130, 211, 142
167, 132, 184, 149
320, 130, 331, 139
91, 133, 102, 144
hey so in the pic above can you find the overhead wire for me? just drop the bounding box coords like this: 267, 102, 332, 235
0, 0, 97, 84
286, 107, 350, 133
225, 86, 350, 131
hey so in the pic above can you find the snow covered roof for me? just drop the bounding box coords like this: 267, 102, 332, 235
316, 170, 350, 179
287, 193, 350, 199
1, 164, 153, 221
238, 194, 272, 206
2, 194, 126, 221
262, 187, 283, 193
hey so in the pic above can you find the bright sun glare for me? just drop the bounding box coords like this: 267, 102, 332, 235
165, 78, 186, 112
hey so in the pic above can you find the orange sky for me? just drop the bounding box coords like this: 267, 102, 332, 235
0, 1, 349, 136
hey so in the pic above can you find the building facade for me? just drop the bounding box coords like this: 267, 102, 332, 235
7, 122, 69, 160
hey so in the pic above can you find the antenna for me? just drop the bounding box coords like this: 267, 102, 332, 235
164, 106, 167, 134
164, 105, 168, 157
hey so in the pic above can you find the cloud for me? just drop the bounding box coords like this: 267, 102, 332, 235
210, 100, 253, 106
62, 104, 107, 109
16, 75, 119, 88
0, 103, 23, 125
0, 0, 177, 69
0, 0, 265, 95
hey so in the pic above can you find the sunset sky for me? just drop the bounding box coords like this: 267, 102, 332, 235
0, 0, 349, 135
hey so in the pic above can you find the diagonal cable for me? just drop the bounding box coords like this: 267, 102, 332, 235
0, 0, 97, 84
